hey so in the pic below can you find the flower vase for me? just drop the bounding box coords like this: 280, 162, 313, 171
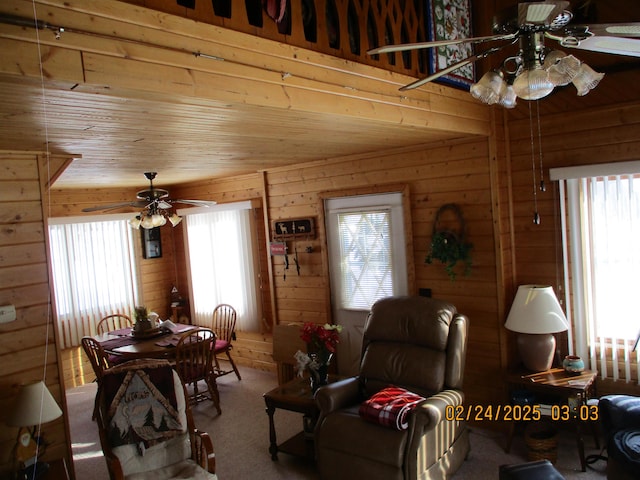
308, 352, 332, 392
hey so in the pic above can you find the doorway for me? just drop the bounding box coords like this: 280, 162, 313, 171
324, 190, 410, 376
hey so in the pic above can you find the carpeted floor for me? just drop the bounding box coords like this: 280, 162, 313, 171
66, 367, 608, 479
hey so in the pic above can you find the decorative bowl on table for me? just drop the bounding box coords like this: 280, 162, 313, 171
562, 355, 585, 375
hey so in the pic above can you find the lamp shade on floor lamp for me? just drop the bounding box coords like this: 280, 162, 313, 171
505, 285, 569, 372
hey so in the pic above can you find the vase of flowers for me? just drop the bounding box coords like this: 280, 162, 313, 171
295, 322, 342, 392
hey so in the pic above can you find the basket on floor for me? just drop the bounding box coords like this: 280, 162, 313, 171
525, 421, 558, 464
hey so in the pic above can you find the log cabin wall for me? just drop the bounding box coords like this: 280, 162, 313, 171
168, 136, 511, 408
0, 152, 73, 477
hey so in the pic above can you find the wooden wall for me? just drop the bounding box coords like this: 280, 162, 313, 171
506, 100, 640, 397
0, 152, 72, 477
167, 137, 511, 408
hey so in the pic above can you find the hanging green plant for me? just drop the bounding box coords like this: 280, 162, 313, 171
425, 204, 473, 281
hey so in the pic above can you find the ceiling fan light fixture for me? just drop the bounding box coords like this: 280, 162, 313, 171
140, 215, 155, 229
546, 53, 581, 86
498, 84, 518, 109
470, 70, 507, 105
572, 63, 605, 96
512, 67, 555, 100
168, 213, 183, 227
151, 213, 167, 227
129, 216, 142, 230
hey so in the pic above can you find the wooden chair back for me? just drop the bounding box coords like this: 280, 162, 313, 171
175, 328, 221, 412
212, 304, 237, 343
97, 313, 132, 335
81, 336, 111, 383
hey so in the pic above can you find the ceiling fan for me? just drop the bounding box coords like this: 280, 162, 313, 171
367, 1, 640, 106
82, 172, 216, 228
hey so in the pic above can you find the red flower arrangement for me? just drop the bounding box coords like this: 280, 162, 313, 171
300, 322, 342, 354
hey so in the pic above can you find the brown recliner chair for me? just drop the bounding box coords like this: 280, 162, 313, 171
314, 296, 470, 480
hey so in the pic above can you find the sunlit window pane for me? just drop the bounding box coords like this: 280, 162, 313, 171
337, 210, 393, 309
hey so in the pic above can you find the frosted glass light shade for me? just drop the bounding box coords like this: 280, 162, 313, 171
572, 64, 605, 96
505, 285, 569, 334
498, 84, 517, 109
513, 68, 554, 100
547, 54, 581, 86
129, 216, 142, 229
151, 214, 167, 227
140, 215, 155, 229
7, 381, 63, 427
168, 213, 182, 226
470, 71, 507, 105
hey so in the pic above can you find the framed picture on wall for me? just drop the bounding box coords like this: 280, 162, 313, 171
426, 0, 475, 90
141, 227, 162, 259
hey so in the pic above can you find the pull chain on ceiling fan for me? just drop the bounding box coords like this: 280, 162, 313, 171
367, 1, 640, 108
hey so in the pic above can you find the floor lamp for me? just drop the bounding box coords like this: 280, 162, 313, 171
505, 285, 569, 372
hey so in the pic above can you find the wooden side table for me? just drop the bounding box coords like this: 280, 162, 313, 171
263, 376, 324, 461
505, 367, 598, 472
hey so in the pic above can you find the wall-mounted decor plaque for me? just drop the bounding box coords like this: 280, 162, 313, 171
273, 218, 315, 239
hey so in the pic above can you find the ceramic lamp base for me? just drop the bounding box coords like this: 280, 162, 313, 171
517, 333, 556, 372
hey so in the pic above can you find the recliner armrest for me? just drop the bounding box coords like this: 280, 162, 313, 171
315, 377, 361, 415
411, 389, 465, 433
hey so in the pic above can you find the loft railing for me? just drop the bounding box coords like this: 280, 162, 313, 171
121, 0, 431, 82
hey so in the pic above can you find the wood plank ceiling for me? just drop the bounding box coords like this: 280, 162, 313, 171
0, 0, 637, 189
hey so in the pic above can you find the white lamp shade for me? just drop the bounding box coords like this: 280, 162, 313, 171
505, 285, 568, 334
7, 381, 63, 427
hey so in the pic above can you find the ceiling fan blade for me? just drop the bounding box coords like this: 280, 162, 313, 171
519, 1, 569, 27
367, 33, 516, 55
172, 199, 218, 207
81, 201, 144, 213
567, 36, 640, 57
398, 44, 510, 91
584, 23, 640, 38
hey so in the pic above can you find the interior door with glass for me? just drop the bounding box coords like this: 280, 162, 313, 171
325, 192, 409, 376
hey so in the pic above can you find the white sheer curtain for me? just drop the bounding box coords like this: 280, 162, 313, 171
48, 214, 140, 348
551, 161, 640, 383
182, 203, 259, 331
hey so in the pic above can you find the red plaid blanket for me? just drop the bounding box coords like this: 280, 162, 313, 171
359, 386, 425, 430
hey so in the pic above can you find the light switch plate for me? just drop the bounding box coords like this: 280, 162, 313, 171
0, 305, 16, 323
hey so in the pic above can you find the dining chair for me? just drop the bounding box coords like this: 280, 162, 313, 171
97, 313, 132, 335
211, 303, 241, 380
81, 336, 113, 419
175, 328, 221, 414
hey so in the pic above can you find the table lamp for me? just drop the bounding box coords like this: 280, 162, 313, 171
505, 285, 569, 372
6, 381, 63, 477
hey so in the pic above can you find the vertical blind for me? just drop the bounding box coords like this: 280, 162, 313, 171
183, 205, 259, 332
552, 161, 640, 383
48, 216, 140, 348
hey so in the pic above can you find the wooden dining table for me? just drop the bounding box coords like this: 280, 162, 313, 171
95, 323, 198, 361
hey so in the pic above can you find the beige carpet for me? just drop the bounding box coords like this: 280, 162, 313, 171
66, 367, 608, 479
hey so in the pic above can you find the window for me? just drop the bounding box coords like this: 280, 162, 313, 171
48, 214, 140, 348
337, 210, 393, 309
182, 202, 259, 332
551, 161, 640, 383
